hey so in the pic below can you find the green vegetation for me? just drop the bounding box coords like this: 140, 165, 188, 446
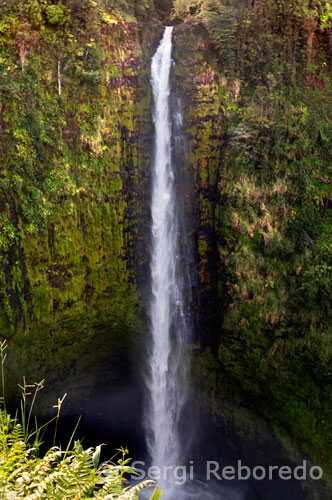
173, 0, 332, 478
172, 0, 246, 68
0, 0, 157, 403
220, 0, 332, 472
0, 425, 158, 499
0, 341, 162, 499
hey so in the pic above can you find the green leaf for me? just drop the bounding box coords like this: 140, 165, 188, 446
92, 444, 102, 468
149, 487, 163, 500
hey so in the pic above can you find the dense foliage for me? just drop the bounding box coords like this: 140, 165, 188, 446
177, 0, 332, 476
0, 422, 157, 500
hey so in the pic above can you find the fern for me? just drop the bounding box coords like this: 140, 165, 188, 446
0, 415, 159, 499
0, 347, 160, 500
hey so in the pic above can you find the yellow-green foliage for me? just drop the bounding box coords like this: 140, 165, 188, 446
0, 412, 157, 499
0, 1, 159, 408
174, 1, 332, 478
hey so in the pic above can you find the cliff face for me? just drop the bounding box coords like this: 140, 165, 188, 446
0, 2, 164, 410
172, 24, 225, 347
173, 4, 332, 481
1, 0, 332, 486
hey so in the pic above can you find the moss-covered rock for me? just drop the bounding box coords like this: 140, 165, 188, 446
0, 2, 163, 409
173, 10, 332, 485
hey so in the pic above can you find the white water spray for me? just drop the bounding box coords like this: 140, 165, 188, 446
145, 26, 190, 496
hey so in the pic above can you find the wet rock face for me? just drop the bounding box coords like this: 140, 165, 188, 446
172, 23, 227, 349
1, 13, 232, 453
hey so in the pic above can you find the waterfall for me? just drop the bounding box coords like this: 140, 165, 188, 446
145, 26, 191, 496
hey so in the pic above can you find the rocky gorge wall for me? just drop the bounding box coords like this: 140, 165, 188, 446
0, 3, 163, 415
173, 23, 225, 348
1, 0, 332, 491
172, 12, 332, 489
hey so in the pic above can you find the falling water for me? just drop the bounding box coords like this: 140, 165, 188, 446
145, 26, 191, 496
141, 24, 302, 500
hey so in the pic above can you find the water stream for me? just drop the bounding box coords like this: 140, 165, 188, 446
144, 26, 191, 498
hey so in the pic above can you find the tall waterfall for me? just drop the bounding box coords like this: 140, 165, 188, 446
145, 26, 191, 495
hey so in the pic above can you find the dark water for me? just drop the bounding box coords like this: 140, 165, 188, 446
134, 411, 329, 500
48, 384, 329, 500
13, 333, 325, 500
